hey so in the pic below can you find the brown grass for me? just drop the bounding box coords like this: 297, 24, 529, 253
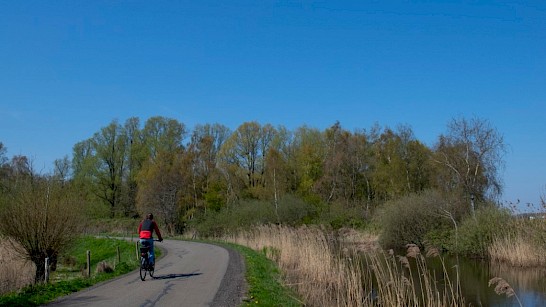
222, 225, 464, 306
488, 214, 546, 267
488, 234, 546, 267
0, 239, 34, 295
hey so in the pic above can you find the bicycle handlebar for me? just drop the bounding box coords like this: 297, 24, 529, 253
138, 238, 163, 243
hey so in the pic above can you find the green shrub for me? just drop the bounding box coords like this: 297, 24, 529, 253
423, 226, 457, 252
277, 194, 318, 225
453, 205, 512, 258
189, 195, 319, 237
316, 202, 366, 230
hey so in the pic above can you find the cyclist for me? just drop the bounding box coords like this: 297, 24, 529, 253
138, 213, 163, 268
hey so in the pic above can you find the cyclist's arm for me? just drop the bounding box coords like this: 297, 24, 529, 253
153, 221, 163, 241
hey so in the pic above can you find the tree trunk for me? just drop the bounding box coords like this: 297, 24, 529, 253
34, 257, 46, 284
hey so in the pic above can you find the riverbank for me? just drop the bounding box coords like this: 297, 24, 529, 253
223, 225, 465, 306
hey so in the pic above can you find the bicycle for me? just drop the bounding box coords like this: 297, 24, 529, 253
139, 239, 160, 281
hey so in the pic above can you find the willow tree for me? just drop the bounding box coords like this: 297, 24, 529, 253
0, 175, 82, 283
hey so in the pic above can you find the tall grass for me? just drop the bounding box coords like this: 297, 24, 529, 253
223, 225, 464, 306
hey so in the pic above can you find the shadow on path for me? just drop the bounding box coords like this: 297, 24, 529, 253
152, 273, 202, 280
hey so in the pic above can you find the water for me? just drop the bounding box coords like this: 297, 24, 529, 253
427, 256, 546, 306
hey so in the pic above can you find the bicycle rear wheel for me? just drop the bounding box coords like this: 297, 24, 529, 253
149, 264, 155, 278
139, 257, 147, 281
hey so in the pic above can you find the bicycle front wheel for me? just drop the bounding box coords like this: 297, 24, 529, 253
139, 258, 147, 281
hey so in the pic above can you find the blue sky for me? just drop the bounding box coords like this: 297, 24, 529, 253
1, 1, 545, 209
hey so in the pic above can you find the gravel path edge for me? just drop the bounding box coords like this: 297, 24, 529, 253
211, 244, 247, 307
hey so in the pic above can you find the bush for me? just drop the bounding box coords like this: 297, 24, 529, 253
315, 202, 366, 230
453, 205, 512, 258
188, 195, 318, 237
377, 190, 452, 249
277, 194, 318, 225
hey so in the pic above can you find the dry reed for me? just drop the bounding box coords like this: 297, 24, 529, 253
223, 225, 464, 306
488, 277, 523, 307
0, 239, 34, 295
489, 233, 546, 267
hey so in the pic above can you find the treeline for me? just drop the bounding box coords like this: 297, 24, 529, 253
0, 116, 505, 235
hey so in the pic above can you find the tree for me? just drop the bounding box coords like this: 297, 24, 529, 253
123, 117, 147, 216
433, 117, 506, 204
91, 120, 128, 217
71, 138, 99, 213
371, 125, 432, 201
53, 156, 71, 182
0, 176, 82, 283
290, 125, 326, 199
342, 129, 375, 208
141, 116, 187, 161
316, 121, 348, 204
262, 126, 292, 204
10, 155, 32, 178
219, 121, 261, 189
188, 123, 231, 212
136, 150, 190, 234
218, 122, 278, 197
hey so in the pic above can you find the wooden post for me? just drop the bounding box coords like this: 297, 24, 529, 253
45, 257, 50, 283
86, 250, 91, 277
136, 242, 139, 260
117, 246, 121, 264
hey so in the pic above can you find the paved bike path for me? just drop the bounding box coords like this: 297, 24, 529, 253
46, 240, 243, 307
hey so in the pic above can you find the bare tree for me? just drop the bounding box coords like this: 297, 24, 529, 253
433, 117, 506, 204
53, 156, 71, 182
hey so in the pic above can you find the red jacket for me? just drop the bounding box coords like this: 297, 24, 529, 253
138, 219, 163, 240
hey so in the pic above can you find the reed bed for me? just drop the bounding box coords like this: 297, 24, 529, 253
223, 225, 464, 307
0, 239, 34, 295
488, 214, 546, 267
488, 234, 546, 267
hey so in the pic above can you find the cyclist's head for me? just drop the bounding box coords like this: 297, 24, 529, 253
146, 213, 154, 220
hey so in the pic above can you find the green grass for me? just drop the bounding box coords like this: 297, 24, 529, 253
0, 236, 142, 306
219, 242, 303, 306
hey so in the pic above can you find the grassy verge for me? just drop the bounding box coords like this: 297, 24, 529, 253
0, 236, 142, 306
221, 243, 303, 306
